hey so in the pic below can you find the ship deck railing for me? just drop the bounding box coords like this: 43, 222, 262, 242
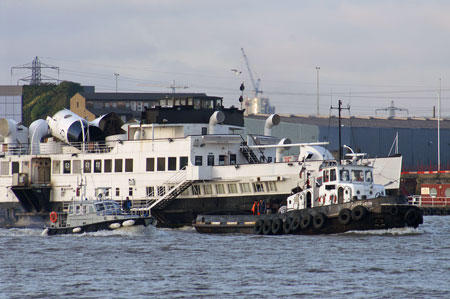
1, 141, 116, 156
408, 195, 450, 207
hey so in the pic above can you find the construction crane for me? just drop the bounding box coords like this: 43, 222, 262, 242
137, 80, 189, 93
241, 48, 263, 98
375, 101, 408, 118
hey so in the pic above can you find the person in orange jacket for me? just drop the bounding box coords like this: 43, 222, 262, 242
251, 200, 259, 215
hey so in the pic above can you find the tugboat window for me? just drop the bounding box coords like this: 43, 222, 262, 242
340, 170, 349, 182
323, 170, 329, 183
351, 170, 364, 182
365, 170, 373, 183
219, 155, 225, 166
330, 169, 336, 181
202, 127, 207, 135
230, 154, 237, 165
129, 187, 133, 196
116, 188, 120, 196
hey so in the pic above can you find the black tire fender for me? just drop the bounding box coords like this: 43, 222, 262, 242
300, 214, 312, 230
405, 209, 419, 227
351, 205, 366, 221
271, 218, 283, 235
390, 206, 399, 216
338, 208, 352, 225
262, 219, 273, 235
283, 217, 293, 234
313, 213, 326, 230
290, 215, 302, 232
253, 219, 264, 235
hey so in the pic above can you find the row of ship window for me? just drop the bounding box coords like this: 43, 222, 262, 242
146, 181, 277, 197
91, 181, 277, 199
51, 154, 238, 174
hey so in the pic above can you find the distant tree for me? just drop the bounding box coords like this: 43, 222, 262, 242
22, 81, 83, 126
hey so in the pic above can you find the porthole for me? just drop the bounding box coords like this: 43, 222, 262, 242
430, 188, 437, 197
444, 188, 450, 197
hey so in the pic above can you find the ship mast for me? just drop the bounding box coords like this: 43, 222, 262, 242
331, 100, 350, 163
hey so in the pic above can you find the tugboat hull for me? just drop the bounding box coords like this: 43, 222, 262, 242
192, 196, 423, 235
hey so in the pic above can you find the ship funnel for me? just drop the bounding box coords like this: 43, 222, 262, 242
28, 119, 49, 154
0, 118, 28, 145
209, 111, 225, 134
264, 114, 280, 136
46, 109, 103, 144
90, 112, 125, 137
276, 138, 291, 162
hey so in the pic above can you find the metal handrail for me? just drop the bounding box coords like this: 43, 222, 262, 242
408, 195, 450, 206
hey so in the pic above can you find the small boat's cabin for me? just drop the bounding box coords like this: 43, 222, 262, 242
68, 200, 124, 216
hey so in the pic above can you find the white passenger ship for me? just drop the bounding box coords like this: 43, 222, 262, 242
0, 95, 402, 227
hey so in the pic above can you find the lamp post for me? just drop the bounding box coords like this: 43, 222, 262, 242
114, 73, 119, 93
316, 66, 320, 115
438, 78, 441, 171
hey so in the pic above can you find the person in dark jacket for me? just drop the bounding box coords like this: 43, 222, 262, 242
258, 199, 266, 215
123, 197, 131, 212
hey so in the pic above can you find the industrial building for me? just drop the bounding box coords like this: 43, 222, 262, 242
245, 113, 450, 172
70, 92, 219, 122
0, 85, 22, 123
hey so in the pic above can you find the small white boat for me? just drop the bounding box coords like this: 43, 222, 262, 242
45, 200, 153, 235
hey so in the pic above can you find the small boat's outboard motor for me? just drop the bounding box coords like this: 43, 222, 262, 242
46, 109, 103, 144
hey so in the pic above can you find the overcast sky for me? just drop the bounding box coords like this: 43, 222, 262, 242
1, 0, 450, 117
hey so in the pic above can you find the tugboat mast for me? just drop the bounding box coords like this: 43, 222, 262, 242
331, 100, 350, 164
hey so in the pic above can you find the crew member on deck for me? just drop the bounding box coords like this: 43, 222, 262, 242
258, 199, 266, 215
123, 197, 131, 213
251, 200, 259, 215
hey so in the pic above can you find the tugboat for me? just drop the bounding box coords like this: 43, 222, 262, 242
43, 200, 153, 235
192, 100, 423, 235
192, 155, 423, 235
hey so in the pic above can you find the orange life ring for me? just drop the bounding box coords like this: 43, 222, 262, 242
50, 211, 58, 223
